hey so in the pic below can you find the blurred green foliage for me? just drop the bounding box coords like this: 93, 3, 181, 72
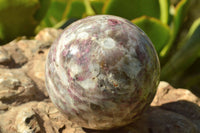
39, 0, 68, 28
0, 0, 50, 44
103, 0, 160, 20
0, 0, 199, 94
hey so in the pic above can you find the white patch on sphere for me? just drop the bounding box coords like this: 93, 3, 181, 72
70, 45, 79, 55
69, 62, 83, 77
100, 38, 116, 49
64, 34, 76, 44
89, 63, 100, 77
78, 78, 96, 90
77, 32, 89, 40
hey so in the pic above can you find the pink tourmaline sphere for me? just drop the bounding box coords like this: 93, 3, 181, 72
45, 15, 160, 130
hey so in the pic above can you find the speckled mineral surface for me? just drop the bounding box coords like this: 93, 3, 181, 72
45, 15, 160, 130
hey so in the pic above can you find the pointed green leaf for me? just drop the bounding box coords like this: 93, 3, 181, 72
159, 0, 170, 24
173, 0, 191, 37
84, 0, 95, 16
161, 18, 200, 82
103, 0, 160, 20
160, 0, 191, 57
132, 16, 171, 53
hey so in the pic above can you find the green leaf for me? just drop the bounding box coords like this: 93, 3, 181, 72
132, 16, 171, 53
84, 0, 95, 16
34, 0, 51, 21
160, 0, 191, 57
63, 0, 86, 19
103, 0, 160, 20
161, 18, 200, 82
173, 0, 191, 37
39, 0, 68, 28
0, 0, 50, 45
90, 0, 105, 14
159, 0, 170, 24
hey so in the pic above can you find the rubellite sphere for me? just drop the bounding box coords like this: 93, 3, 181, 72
45, 15, 160, 130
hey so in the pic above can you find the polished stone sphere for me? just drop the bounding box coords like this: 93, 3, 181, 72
45, 15, 160, 130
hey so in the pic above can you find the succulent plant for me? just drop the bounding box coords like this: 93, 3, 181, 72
45, 15, 160, 130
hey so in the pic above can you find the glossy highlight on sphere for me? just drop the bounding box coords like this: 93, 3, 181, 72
45, 15, 160, 130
